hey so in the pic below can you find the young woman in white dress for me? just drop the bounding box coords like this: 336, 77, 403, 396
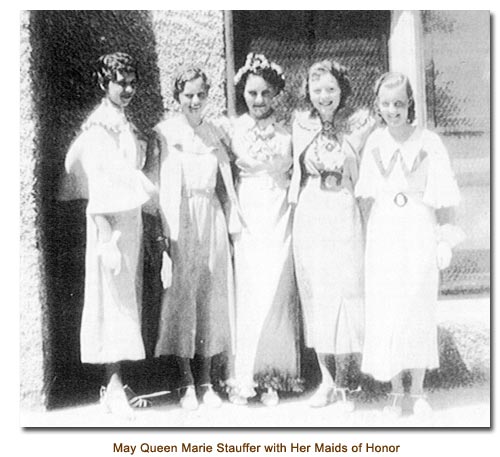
64, 53, 156, 419
355, 72, 463, 417
154, 67, 242, 411
290, 60, 369, 410
228, 53, 300, 407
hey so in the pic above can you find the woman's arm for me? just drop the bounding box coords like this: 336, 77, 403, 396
345, 108, 377, 158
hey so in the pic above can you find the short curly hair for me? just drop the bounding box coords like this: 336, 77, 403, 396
304, 59, 352, 112
373, 72, 416, 124
235, 53, 285, 97
95, 52, 137, 90
172, 66, 210, 103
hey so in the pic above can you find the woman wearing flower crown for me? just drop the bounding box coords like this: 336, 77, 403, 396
289, 60, 373, 410
227, 53, 300, 407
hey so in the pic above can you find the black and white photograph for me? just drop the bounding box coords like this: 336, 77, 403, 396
16, 6, 491, 438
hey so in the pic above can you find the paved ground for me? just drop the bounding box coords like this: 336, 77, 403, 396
22, 382, 490, 428
21, 297, 490, 428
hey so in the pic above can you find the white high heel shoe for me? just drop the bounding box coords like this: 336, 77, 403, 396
308, 383, 336, 408
199, 384, 222, 408
383, 392, 404, 418
178, 386, 199, 411
260, 388, 279, 407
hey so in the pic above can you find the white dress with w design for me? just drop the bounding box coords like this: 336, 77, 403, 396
355, 127, 461, 382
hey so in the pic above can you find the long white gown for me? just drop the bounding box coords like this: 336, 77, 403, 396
355, 127, 461, 381
64, 98, 155, 364
154, 115, 239, 359
291, 111, 364, 356
230, 113, 300, 395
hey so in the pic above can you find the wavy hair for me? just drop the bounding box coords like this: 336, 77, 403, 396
304, 59, 351, 112
373, 72, 415, 124
172, 66, 210, 103
95, 52, 137, 90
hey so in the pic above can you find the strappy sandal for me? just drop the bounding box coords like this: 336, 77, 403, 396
260, 388, 279, 407
333, 387, 356, 413
228, 393, 248, 405
198, 383, 222, 408
309, 383, 336, 408
99, 386, 135, 420
410, 393, 432, 417
178, 385, 199, 411
123, 385, 171, 408
228, 385, 256, 406
100, 386, 109, 412
383, 392, 404, 418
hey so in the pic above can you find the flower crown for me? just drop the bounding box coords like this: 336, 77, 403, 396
234, 53, 285, 86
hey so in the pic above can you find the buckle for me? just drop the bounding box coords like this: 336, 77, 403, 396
394, 192, 408, 207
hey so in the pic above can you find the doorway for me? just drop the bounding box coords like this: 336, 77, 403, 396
231, 11, 390, 119
231, 10, 391, 390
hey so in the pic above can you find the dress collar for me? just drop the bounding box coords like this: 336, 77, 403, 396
238, 112, 276, 132
295, 110, 322, 132
83, 98, 129, 133
379, 126, 423, 170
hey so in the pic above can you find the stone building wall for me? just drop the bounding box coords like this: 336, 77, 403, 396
422, 11, 490, 293
19, 10, 226, 411
19, 10, 489, 411
20, 10, 49, 411
151, 10, 227, 116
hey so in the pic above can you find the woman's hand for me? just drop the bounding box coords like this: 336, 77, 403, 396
99, 230, 122, 275
436, 241, 453, 270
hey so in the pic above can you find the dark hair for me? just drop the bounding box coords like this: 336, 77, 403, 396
173, 66, 210, 103
373, 72, 416, 124
95, 52, 137, 90
234, 53, 285, 97
304, 60, 351, 112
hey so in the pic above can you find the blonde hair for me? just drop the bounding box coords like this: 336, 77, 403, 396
373, 72, 415, 124
173, 66, 210, 103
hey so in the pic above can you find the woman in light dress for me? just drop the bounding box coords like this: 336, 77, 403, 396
64, 52, 156, 419
228, 53, 300, 407
154, 67, 242, 411
290, 60, 370, 409
355, 72, 463, 417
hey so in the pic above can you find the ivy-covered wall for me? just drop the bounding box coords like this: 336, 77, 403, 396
20, 10, 226, 410
20, 10, 489, 412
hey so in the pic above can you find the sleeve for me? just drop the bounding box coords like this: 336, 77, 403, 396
214, 145, 245, 235
345, 108, 378, 158
154, 122, 183, 241
354, 132, 383, 199
422, 132, 461, 209
59, 132, 89, 201
79, 127, 155, 215
341, 139, 359, 185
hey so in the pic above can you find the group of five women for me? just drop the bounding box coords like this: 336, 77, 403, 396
64, 51, 463, 420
